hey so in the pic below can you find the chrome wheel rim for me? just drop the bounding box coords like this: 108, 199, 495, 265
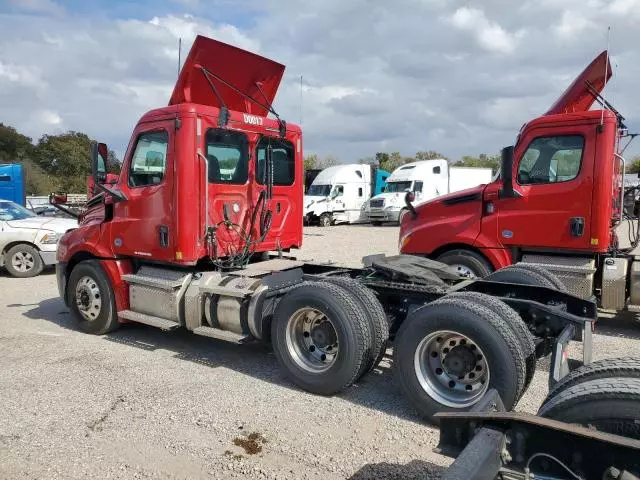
75, 276, 102, 322
11, 251, 35, 272
449, 264, 476, 279
414, 330, 489, 408
285, 307, 339, 373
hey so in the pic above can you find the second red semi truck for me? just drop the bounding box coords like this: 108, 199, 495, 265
52, 36, 599, 423
400, 51, 640, 313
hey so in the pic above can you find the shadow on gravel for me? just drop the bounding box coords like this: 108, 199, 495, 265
24, 297, 425, 424
348, 460, 444, 479
595, 312, 640, 341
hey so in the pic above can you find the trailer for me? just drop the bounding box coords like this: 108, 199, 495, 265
52, 35, 596, 423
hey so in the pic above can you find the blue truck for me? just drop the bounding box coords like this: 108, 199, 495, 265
0, 164, 25, 206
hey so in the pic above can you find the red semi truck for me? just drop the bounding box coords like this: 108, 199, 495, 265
53, 36, 598, 423
400, 51, 640, 312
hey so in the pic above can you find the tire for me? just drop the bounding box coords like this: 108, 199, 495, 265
445, 292, 534, 398
544, 357, 640, 405
397, 208, 409, 226
319, 213, 332, 227
394, 298, 526, 423
371, 221, 383, 227
271, 281, 372, 395
487, 265, 555, 288
5, 244, 44, 278
322, 276, 389, 378
538, 377, 640, 439
514, 263, 567, 292
436, 249, 493, 279
68, 260, 119, 335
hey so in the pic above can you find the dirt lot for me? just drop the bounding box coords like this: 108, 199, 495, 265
1, 224, 640, 479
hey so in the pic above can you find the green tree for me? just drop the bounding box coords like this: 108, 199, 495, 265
415, 151, 448, 161
0, 123, 34, 162
456, 153, 501, 173
304, 153, 319, 170
626, 157, 640, 174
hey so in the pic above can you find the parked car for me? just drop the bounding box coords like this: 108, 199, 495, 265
0, 200, 77, 277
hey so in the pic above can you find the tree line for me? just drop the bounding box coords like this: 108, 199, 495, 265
304, 150, 502, 173
0, 123, 120, 195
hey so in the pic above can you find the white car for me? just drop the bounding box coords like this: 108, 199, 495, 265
0, 200, 77, 277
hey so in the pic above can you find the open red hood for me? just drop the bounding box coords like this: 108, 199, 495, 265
545, 50, 611, 116
169, 35, 285, 117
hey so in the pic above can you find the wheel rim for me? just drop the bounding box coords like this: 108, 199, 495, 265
321, 216, 330, 227
11, 251, 35, 272
414, 330, 490, 408
449, 263, 476, 279
285, 307, 339, 373
75, 276, 102, 322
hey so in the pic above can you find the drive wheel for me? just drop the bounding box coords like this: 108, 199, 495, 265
322, 276, 389, 378
68, 260, 119, 335
445, 291, 534, 397
487, 265, 555, 288
271, 281, 372, 395
538, 377, 640, 440
5, 244, 43, 278
543, 357, 640, 405
436, 249, 492, 279
514, 263, 567, 291
319, 213, 332, 227
394, 298, 526, 423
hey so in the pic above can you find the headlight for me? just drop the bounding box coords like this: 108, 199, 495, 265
40, 232, 61, 244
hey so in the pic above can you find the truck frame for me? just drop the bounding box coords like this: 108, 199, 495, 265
53, 35, 596, 422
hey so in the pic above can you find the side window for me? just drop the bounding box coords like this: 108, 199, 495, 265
414, 181, 423, 193
517, 135, 584, 185
206, 129, 249, 184
257, 137, 295, 186
128, 131, 168, 187
0, 175, 11, 182
358, 187, 363, 197
333, 185, 344, 197
433, 166, 441, 174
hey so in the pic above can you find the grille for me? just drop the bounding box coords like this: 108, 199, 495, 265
369, 198, 385, 208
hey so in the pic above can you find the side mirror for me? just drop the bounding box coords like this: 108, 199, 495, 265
500, 146, 516, 198
49, 192, 68, 205
91, 142, 109, 184
404, 191, 418, 219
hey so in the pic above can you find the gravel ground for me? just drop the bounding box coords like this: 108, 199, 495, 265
1, 224, 640, 480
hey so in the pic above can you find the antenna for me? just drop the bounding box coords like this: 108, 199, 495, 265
600, 26, 611, 126
177, 37, 182, 78
299, 75, 303, 126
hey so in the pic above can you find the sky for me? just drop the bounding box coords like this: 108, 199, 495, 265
1, 0, 640, 162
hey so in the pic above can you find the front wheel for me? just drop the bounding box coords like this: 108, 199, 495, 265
5, 244, 44, 278
436, 249, 493, 279
318, 213, 332, 227
68, 260, 119, 335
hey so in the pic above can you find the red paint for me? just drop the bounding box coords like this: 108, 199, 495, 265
170, 35, 285, 117
98, 259, 133, 314
58, 37, 304, 298
400, 51, 621, 270
545, 51, 611, 116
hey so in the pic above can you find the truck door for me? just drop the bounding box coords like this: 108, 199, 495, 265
495, 127, 595, 250
109, 121, 175, 262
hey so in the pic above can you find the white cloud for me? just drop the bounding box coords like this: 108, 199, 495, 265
37, 110, 62, 127
554, 11, 596, 40
449, 7, 524, 54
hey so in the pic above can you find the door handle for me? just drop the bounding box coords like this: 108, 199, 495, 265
569, 217, 584, 237
159, 225, 169, 247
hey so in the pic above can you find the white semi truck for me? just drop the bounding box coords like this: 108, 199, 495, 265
367, 159, 493, 225
304, 164, 389, 226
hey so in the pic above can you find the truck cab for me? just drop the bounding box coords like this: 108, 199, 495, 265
399, 51, 638, 311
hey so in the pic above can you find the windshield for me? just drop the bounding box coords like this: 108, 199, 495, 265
384, 181, 412, 193
307, 184, 332, 196
0, 201, 36, 221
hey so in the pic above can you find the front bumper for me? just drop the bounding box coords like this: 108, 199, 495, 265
40, 251, 58, 266
368, 208, 400, 222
